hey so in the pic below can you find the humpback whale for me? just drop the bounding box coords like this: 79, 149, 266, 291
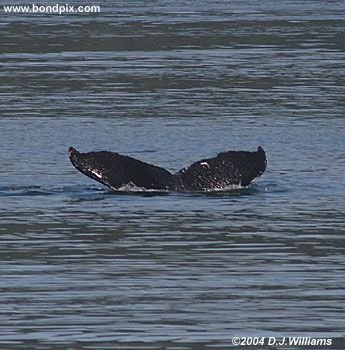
68, 146, 267, 192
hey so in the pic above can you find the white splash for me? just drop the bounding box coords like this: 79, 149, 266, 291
111, 181, 168, 193
203, 182, 244, 192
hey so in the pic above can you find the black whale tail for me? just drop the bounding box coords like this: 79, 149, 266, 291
68, 146, 267, 192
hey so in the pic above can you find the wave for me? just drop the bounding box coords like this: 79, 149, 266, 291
0, 185, 103, 197
0, 182, 270, 197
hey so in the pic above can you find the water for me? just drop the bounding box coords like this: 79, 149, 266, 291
1, 1, 345, 349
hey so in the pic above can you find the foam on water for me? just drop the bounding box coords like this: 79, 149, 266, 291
113, 181, 169, 193
110, 181, 246, 193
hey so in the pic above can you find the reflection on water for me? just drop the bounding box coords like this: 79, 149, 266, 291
1, 0, 345, 349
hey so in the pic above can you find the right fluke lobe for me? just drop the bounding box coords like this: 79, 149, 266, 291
174, 146, 267, 191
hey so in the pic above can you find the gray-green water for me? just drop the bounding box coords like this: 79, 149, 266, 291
1, 1, 345, 349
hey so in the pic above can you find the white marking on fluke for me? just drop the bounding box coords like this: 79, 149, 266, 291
200, 162, 210, 168
89, 169, 103, 179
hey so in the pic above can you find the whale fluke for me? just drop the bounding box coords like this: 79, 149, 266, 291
68, 146, 267, 192
68, 147, 174, 191
175, 146, 267, 190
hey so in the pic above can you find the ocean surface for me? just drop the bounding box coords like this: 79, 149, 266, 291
1, 1, 345, 349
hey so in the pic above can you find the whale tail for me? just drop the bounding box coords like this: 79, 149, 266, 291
68, 147, 174, 191
68, 146, 267, 192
